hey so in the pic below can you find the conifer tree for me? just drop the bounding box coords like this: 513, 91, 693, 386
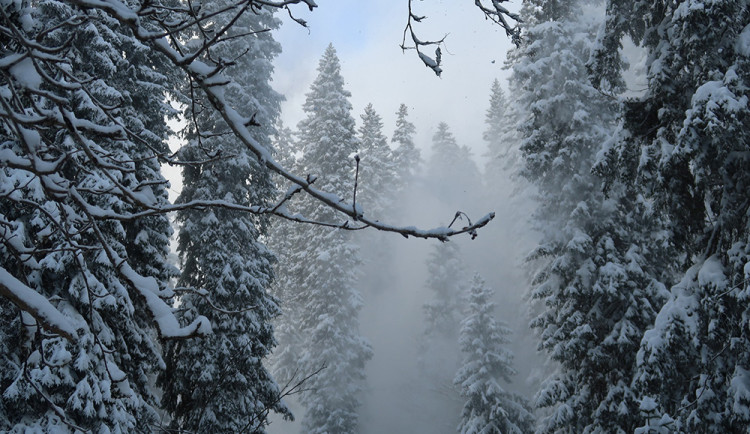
509, 1, 669, 432
423, 241, 467, 339
267, 120, 306, 391
0, 2, 200, 431
272, 120, 298, 175
158, 3, 288, 432
483, 79, 525, 185
391, 103, 421, 186
357, 103, 397, 219
455, 273, 534, 434
418, 240, 467, 432
483, 80, 511, 175
481, 78, 530, 226
426, 122, 482, 209
271, 44, 372, 434
592, 1, 750, 431
355, 103, 398, 297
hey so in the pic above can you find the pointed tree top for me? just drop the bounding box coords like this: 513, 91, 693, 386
432, 121, 458, 151
321, 43, 339, 64
392, 103, 417, 143
360, 103, 384, 129
305, 43, 350, 103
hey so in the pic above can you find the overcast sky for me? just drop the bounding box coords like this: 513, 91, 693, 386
272, 0, 518, 164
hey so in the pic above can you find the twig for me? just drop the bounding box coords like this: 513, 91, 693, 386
352, 154, 360, 220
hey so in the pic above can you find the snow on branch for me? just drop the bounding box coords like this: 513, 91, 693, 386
401, 0, 521, 76
0, 267, 78, 340
119, 263, 212, 340
401, 0, 446, 76
473, 0, 522, 45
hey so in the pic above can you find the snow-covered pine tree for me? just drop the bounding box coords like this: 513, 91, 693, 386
0, 2, 204, 431
355, 103, 398, 296
426, 122, 482, 209
271, 44, 372, 434
272, 120, 298, 175
418, 240, 468, 431
483, 79, 522, 178
591, 1, 750, 431
455, 273, 534, 434
423, 241, 467, 339
391, 103, 421, 188
266, 119, 306, 390
357, 103, 398, 220
481, 77, 531, 232
158, 3, 289, 432
509, 1, 669, 432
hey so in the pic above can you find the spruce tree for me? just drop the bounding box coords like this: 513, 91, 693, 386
592, 1, 750, 431
267, 120, 306, 391
426, 122, 482, 211
355, 103, 398, 297
509, 1, 669, 432
357, 103, 397, 219
481, 78, 530, 229
483, 79, 524, 182
158, 3, 288, 432
271, 44, 372, 434
455, 273, 534, 434
419, 240, 467, 432
391, 103, 421, 187
423, 241, 467, 339
0, 2, 196, 431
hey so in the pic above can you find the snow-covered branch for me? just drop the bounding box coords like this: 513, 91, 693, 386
0, 267, 77, 341
473, 0, 521, 45
401, 0, 521, 75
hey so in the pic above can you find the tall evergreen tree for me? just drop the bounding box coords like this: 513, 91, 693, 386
426, 122, 482, 214
592, 1, 750, 431
418, 241, 468, 432
483, 79, 521, 178
356, 103, 398, 296
357, 103, 397, 219
483, 79, 507, 168
423, 241, 467, 339
391, 103, 421, 187
455, 273, 534, 434
158, 3, 288, 432
481, 78, 530, 226
272, 120, 298, 175
0, 2, 201, 431
271, 44, 372, 434
510, 1, 669, 432
267, 120, 306, 392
